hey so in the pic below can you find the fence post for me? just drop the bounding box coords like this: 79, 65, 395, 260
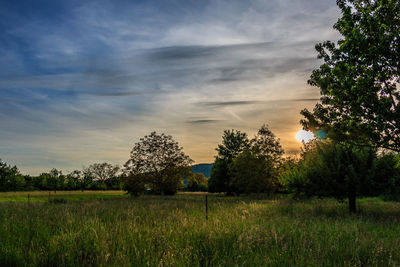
28, 194, 30, 205
205, 195, 208, 221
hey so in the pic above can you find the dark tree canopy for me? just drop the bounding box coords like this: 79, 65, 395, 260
86, 163, 120, 182
209, 125, 283, 195
216, 130, 250, 160
209, 130, 249, 194
0, 159, 24, 192
187, 173, 208, 192
251, 124, 284, 167
302, 0, 400, 151
229, 149, 278, 194
124, 131, 193, 195
280, 140, 399, 213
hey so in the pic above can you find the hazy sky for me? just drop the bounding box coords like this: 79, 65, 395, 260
0, 0, 341, 175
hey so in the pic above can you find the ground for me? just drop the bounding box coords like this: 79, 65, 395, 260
0, 191, 399, 266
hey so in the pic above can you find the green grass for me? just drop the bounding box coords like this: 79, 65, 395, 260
0, 192, 400, 266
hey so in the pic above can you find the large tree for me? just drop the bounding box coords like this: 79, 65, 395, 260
302, 0, 400, 151
209, 126, 284, 195
208, 130, 249, 194
124, 131, 193, 195
229, 149, 278, 194
229, 125, 284, 194
251, 124, 284, 167
216, 130, 250, 160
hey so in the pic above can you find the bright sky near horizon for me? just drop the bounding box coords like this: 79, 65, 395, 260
0, 0, 340, 175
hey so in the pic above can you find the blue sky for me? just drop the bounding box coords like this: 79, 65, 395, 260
0, 0, 340, 175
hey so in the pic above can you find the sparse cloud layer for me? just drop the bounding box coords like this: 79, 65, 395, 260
0, 0, 340, 174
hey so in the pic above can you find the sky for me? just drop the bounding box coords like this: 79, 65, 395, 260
0, 0, 341, 175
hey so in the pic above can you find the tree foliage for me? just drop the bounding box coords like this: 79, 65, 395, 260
86, 163, 120, 182
216, 130, 250, 160
251, 124, 284, 168
229, 149, 278, 194
208, 157, 230, 193
280, 140, 400, 213
209, 130, 249, 194
187, 173, 208, 192
302, 0, 400, 151
0, 158, 122, 192
209, 125, 283, 194
0, 159, 24, 191
84, 163, 120, 190
124, 131, 193, 195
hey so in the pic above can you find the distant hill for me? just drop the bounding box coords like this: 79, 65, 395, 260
191, 163, 213, 178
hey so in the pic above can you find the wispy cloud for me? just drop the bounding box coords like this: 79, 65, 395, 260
186, 119, 221, 124
0, 0, 340, 174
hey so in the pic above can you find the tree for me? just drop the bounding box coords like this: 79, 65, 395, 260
0, 159, 24, 191
251, 124, 284, 168
79, 169, 94, 191
86, 163, 120, 189
48, 168, 62, 193
208, 157, 230, 193
209, 126, 284, 195
64, 171, 80, 190
229, 149, 278, 194
216, 130, 250, 160
124, 131, 193, 195
209, 130, 249, 194
301, 0, 400, 151
279, 140, 398, 213
229, 125, 283, 194
187, 173, 208, 192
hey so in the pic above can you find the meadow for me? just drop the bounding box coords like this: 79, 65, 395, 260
1, 192, 400, 266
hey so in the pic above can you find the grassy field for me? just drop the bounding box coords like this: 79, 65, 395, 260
0, 190, 126, 203
1, 192, 400, 266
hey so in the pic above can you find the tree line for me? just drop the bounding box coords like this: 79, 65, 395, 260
0, 162, 122, 192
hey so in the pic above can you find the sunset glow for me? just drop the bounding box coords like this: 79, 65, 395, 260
296, 130, 315, 143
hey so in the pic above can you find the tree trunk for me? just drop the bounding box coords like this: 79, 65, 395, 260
348, 186, 357, 214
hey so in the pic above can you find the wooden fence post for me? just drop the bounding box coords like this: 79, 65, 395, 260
205, 195, 208, 221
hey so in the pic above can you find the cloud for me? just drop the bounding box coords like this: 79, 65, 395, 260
199, 101, 262, 107
0, 0, 340, 174
186, 119, 221, 124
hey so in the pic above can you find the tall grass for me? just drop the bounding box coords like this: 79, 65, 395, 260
0, 193, 399, 266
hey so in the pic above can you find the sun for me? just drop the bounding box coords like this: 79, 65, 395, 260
296, 130, 314, 143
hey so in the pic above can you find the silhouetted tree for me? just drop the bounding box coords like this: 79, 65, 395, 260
124, 132, 193, 195
251, 124, 284, 168
229, 149, 277, 194
209, 130, 249, 194
86, 163, 120, 189
229, 125, 283, 194
209, 126, 284, 195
